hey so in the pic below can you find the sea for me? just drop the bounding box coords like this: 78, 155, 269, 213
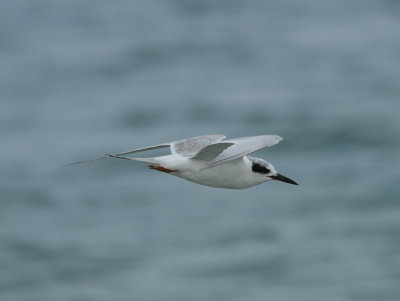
1, 0, 400, 300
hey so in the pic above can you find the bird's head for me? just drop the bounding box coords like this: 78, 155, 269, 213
248, 157, 298, 185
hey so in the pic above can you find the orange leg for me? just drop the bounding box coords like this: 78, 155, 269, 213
149, 165, 177, 173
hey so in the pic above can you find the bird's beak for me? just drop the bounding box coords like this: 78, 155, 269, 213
271, 173, 298, 185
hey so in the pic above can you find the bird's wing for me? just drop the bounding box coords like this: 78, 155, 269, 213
63, 143, 171, 167
171, 134, 226, 157
116, 135, 226, 158
190, 142, 234, 161
63, 135, 226, 167
199, 135, 283, 168
114, 144, 171, 156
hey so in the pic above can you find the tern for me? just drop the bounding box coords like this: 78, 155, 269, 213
65, 134, 298, 189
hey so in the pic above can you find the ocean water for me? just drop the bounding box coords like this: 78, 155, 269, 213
1, 0, 400, 300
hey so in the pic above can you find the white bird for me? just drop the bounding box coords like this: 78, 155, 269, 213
65, 134, 298, 189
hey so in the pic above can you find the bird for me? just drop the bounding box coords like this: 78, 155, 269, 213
64, 134, 298, 189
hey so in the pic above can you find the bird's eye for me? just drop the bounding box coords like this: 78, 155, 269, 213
252, 163, 270, 174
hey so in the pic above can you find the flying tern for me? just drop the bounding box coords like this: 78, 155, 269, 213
65, 134, 298, 189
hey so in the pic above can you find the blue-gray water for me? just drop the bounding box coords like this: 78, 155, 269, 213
1, 0, 400, 300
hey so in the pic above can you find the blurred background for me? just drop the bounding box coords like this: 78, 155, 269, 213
1, 0, 400, 300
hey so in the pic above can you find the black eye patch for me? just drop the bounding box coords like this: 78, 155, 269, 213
252, 163, 271, 174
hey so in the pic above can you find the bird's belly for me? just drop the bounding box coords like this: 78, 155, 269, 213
174, 159, 263, 189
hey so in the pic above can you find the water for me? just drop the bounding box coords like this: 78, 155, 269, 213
1, 0, 400, 300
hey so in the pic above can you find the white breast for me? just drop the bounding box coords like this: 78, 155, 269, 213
172, 156, 267, 189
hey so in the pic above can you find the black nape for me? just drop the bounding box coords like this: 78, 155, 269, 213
252, 163, 270, 174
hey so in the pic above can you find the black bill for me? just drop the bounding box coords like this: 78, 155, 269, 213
271, 173, 298, 185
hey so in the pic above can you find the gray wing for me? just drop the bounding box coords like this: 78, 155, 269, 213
171, 135, 226, 157
63, 134, 225, 167
114, 143, 171, 156
112, 134, 225, 158
199, 135, 283, 168
62, 143, 171, 167
190, 142, 234, 161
